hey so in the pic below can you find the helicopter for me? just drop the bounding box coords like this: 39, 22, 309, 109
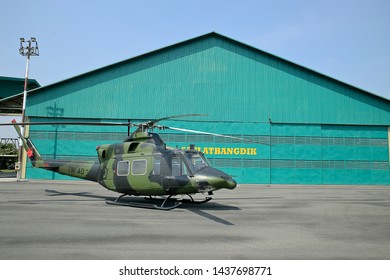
2, 115, 239, 210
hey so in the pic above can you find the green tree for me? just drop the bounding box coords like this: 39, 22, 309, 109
0, 143, 17, 155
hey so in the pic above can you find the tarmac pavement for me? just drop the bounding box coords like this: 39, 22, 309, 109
0, 179, 389, 260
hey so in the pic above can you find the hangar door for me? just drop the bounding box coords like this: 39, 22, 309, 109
267, 124, 389, 185
161, 122, 390, 185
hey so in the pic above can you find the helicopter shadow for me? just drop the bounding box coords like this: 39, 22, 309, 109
185, 204, 240, 225
45, 189, 240, 225
105, 195, 241, 225
45, 189, 113, 201
171, 199, 241, 226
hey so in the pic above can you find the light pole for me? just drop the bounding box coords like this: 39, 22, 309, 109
16, 37, 39, 181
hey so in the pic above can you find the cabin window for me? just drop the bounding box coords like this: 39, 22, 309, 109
128, 143, 139, 152
153, 158, 161, 175
172, 157, 188, 176
132, 159, 147, 175
117, 161, 130, 176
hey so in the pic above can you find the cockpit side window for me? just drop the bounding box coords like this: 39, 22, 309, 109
192, 156, 206, 170
185, 152, 210, 172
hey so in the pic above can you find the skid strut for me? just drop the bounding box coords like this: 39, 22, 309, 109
106, 194, 181, 210
106, 194, 212, 210
146, 194, 212, 204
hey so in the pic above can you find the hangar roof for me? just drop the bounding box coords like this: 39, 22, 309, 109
0, 77, 40, 114
2, 32, 390, 125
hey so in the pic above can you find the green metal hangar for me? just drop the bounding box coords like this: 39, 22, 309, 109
0, 76, 40, 112
6, 32, 390, 184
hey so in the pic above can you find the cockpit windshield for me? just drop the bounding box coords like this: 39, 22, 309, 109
184, 151, 210, 172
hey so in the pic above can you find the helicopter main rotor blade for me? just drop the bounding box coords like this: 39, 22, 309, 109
0, 121, 135, 127
0, 114, 207, 128
145, 114, 208, 128
164, 126, 270, 145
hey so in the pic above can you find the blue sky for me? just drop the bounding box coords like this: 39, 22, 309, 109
1, 0, 390, 138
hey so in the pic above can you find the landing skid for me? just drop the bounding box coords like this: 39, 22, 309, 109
106, 199, 181, 210
146, 194, 212, 204
105, 194, 212, 210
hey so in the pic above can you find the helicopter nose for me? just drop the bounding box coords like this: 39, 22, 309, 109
195, 167, 237, 191
211, 174, 237, 190
226, 177, 237, 189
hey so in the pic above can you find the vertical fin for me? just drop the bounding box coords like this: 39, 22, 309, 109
12, 119, 43, 166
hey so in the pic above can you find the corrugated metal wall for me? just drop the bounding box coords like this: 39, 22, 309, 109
26, 34, 390, 125
24, 33, 390, 184
27, 118, 390, 184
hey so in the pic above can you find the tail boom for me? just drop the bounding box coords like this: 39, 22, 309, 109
11, 119, 100, 182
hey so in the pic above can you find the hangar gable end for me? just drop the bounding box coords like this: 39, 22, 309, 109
25, 33, 390, 125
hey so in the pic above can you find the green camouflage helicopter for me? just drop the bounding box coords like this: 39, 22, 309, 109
3, 115, 238, 210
